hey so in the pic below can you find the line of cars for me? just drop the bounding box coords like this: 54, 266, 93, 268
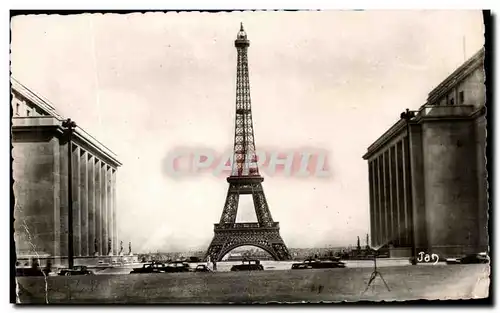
229, 258, 347, 271
445, 252, 490, 265
129, 258, 347, 274
16, 265, 95, 276
58, 265, 94, 276
25, 252, 485, 277
16, 250, 489, 279
130, 259, 267, 273
291, 258, 346, 270
130, 261, 213, 274
227, 258, 347, 271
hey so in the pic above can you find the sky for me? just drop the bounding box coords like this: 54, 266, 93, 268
10, 11, 484, 253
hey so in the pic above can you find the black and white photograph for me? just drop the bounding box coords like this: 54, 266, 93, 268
10, 9, 490, 304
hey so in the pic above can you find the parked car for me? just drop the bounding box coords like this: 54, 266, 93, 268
446, 252, 490, 265
186, 257, 202, 263
96, 260, 110, 267
291, 263, 313, 270
194, 265, 212, 272
58, 266, 94, 276
164, 261, 191, 273
230, 259, 264, 271
292, 258, 346, 270
130, 262, 167, 274
111, 260, 123, 267
316, 259, 346, 268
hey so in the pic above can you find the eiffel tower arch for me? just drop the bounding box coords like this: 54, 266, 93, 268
205, 24, 291, 262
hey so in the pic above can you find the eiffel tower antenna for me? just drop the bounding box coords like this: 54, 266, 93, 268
204, 24, 291, 262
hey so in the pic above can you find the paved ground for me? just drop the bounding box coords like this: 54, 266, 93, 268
16, 264, 489, 304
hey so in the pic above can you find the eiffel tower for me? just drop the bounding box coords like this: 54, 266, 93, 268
205, 23, 291, 262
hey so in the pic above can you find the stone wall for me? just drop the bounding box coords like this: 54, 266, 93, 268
409, 123, 427, 253
475, 114, 488, 252
13, 132, 60, 257
422, 119, 479, 257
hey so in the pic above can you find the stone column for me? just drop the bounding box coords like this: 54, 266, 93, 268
388, 146, 395, 245
402, 137, 409, 246
409, 124, 428, 254
57, 140, 69, 264
73, 145, 81, 256
398, 140, 406, 246
376, 156, 383, 246
88, 155, 95, 256
372, 159, 377, 247
106, 165, 112, 255
112, 169, 118, 255
394, 143, 401, 246
382, 151, 390, 244
96, 159, 102, 255
384, 151, 388, 246
368, 161, 375, 247
53, 137, 61, 259
101, 163, 107, 255
80, 150, 89, 256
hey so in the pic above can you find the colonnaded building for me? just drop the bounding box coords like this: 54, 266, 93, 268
12, 78, 123, 266
363, 48, 487, 258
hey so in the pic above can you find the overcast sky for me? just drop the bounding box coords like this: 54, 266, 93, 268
11, 11, 484, 253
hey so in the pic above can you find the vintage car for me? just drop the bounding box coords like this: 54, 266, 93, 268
58, 266, 94, 276
292, 258, 346, 270
291, 263, 313, 270
186, 257, 202, 263
446, 252, 490, 265
130, 262, 167, 274
111, 260, 123, 267
164, 261, 191, 273
194, 264, 212, 272
230, 259, 264, 271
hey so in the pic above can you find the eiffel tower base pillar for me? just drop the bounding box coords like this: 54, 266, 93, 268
205, 224, 291, 262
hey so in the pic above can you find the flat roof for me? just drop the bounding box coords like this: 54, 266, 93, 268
363, 48, 485, 160
427, 48, 485, 104
11, 77, 122, 167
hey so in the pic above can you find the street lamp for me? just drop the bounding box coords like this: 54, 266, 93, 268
62, 118, 77, 269
400, 109, 417, 265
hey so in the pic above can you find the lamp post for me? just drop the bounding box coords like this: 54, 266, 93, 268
400, 109, 417, 265
62, 118, 77, 269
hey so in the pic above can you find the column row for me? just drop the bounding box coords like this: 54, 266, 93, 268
369, 137, 413, 248
71, 144, 117, 256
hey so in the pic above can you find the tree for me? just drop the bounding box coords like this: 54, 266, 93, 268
357, 236, 361, 250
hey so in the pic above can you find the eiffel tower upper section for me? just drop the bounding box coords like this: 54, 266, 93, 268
204, 23, 291, 261
230, 22, 261, 182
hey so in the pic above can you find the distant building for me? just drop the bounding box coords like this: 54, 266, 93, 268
12, 78, 122, 266
227, 253, 243, 261
363, 48, 487, 258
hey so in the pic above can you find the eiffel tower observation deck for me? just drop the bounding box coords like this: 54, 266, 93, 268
205, 23, 291, 262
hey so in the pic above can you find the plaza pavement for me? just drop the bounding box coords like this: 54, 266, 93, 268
16, 263, 489, 303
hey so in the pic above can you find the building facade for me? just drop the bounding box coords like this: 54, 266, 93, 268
12, 78, 122, 266
363, 48, 487, 258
